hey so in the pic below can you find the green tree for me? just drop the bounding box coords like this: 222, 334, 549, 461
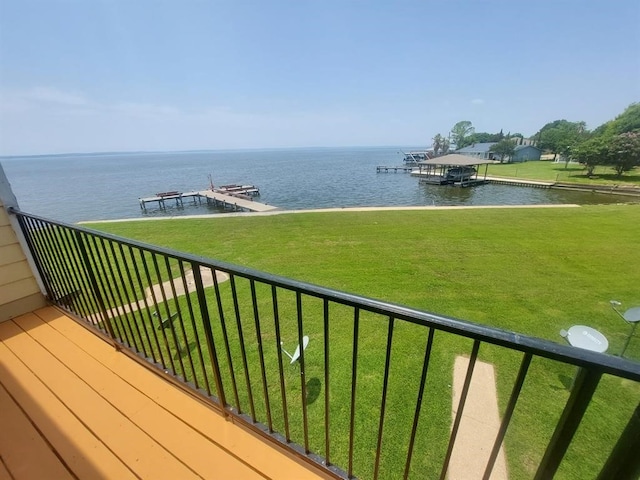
536, 120, 587, 161
609, 131, 640, 177
572, 136, 610, 176
450, 121, 475, 149
490, 139, 516, 163
593, 103, 640, 136
442, 137, 450, 154
432, 133, 444, 156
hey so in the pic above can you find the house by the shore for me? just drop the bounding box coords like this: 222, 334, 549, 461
456, 142, 541, 163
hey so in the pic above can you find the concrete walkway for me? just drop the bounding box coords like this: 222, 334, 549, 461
101, 266, 229, 320
449, 356, 508, 480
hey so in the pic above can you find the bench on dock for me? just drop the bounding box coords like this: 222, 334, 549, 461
156, 191, 181, 197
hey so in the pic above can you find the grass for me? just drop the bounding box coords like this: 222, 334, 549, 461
85, 205, 640, 479
485, 160, 640, 186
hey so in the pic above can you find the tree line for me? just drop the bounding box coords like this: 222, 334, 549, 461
431, 103, 640, 176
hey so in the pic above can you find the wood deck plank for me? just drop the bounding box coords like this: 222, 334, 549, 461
0, 382, 74, 480
17, 311, 265, 480
36, 306, 329, 480
0, 317, 199, 480
0, 459, 13, 480
0, 341, 136, 480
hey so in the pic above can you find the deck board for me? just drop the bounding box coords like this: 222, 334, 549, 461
0, 307, 328, 480
0, 341, 135, 479
0, 382, 74, 480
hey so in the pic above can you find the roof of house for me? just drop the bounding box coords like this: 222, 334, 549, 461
418, 154, 495, 166
455, 142, 496, 154
514, 145, 541, 152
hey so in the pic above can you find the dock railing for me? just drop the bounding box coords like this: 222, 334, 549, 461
10, 209, 640, 480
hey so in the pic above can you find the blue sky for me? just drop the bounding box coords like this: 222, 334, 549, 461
0, 0, 638, 155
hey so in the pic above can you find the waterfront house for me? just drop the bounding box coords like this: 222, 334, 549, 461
511, 145, 542, 162
456, 142, 541, 163
455, 142, 497, 160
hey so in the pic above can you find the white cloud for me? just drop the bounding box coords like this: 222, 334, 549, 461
0, 87, 368, 155
27, 87, 91, 107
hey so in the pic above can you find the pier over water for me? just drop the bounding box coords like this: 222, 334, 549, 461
139, 187, 277, 213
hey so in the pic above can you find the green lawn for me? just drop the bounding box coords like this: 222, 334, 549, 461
486, 160, 640, 186
86, 205, 640, 479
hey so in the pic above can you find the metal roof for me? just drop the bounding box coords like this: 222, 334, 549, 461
417, 154, 495, 166
455, 142, 496, 153
514, 145, 541, 152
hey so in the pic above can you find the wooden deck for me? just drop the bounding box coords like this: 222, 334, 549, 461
0, 306, 328, 480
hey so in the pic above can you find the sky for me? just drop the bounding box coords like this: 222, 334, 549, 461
0, 0, 639, 156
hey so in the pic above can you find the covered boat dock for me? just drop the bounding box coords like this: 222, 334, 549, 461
412, 154, 494, 187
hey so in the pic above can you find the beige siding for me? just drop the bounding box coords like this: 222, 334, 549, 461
0, 198, 45, 322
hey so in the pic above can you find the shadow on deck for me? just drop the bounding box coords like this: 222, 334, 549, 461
0, 306, 329, 480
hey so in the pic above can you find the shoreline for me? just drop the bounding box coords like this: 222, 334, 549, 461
79, 203, 584, 224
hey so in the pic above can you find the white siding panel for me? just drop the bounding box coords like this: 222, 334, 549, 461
0, 277, 40, 305
0, 225, 18, 247
0, 243, 26, 268
0, 260, 34, 287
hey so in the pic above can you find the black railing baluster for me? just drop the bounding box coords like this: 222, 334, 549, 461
440, 340, 481, 480
403, 327, 435, 480
163, 256, 187, 380
213, 268, 241, 411
149, 253, 178, 375
534, 367, 603, 479
35, 221, 72, 308
230, 274, 256, 420
348, 307, 360, 478
597, 402, 640, 479
69, 228, 108, 327
192, 262, 227, 411
169, 259, 197, 387
323, 298, 331, 465
87, 234, 127, 343
74, 230, 116, 340
15, 214, 54, 300
483, 352, 532, 480
373, 316, 395, 480
140, 249, 170, 368
109, 239, 143, 352
116, 243, 149, 358
59, 226, 95, 322
296, 291, 310, 453
129, 246, 162, 364
48, 225, 84, 316
99, 237, 136, 349
251, 280, 273, 432
178, 262, 208, 394
272, 285, 291, 441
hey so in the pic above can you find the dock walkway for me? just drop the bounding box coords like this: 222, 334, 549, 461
376, 165, 414, 173
196, 189, 277, 212
139, 189, 277, 213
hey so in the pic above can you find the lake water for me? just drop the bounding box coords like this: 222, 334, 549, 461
0, 147, 623, 223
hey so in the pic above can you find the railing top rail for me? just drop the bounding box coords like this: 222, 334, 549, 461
12, 208, 640, 381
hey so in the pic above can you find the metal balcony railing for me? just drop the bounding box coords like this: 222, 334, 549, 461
11, 209, 640, 480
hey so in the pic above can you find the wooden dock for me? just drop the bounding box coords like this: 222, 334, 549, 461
139, 188, 277, 213
196, 189, 277, 212
376, 165, 414, 173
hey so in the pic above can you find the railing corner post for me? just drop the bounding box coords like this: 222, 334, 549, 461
534, 367, 602, 480
597, 402, 640, 480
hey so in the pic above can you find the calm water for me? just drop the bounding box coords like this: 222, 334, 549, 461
0, 147, 623, 223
